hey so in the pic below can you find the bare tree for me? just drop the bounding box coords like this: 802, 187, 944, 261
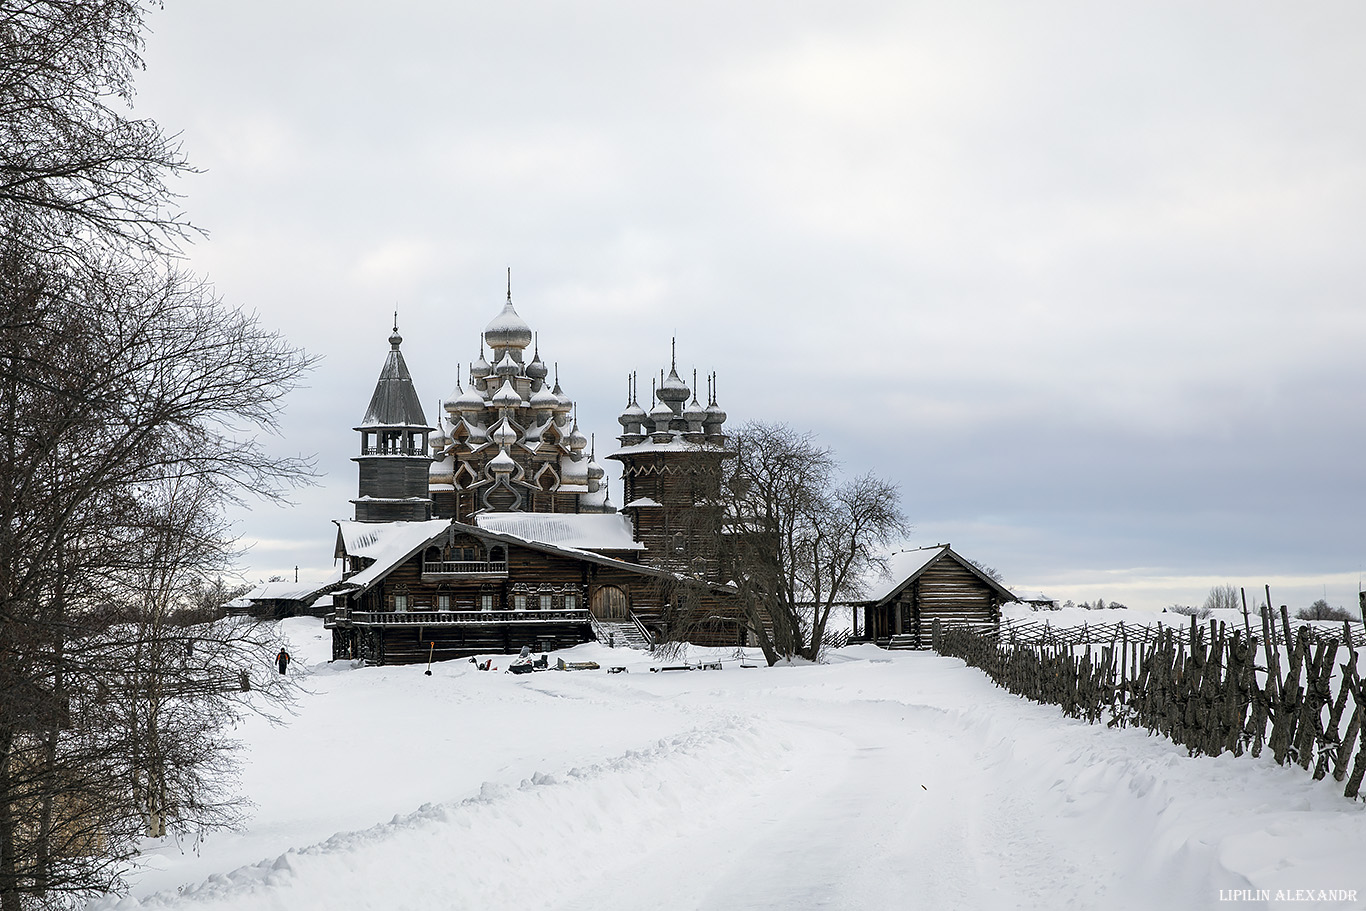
1297, 599, 1355, 622
0, 0, 195, 258
0, 255, 312, 908
1202, 584, 1240, 613
969, 559, 1004, 584
0, 4, 314, 908
661, 422, 907, 665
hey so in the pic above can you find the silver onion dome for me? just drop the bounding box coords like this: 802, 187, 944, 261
484, 298, 533, 351
526, 344, 549, 382
491, 377, 523, 409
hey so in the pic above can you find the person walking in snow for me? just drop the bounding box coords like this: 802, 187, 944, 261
276, 648, 291, 675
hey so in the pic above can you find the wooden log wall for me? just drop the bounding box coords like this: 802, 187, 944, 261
619, 451, 724, 574
932, 609, 1366, 802
334, 537, 745, 662
864, 560, 1002, 647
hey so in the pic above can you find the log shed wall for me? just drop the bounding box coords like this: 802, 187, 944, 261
859, 547, 1009, 648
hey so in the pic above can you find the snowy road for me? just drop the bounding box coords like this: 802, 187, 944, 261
95, 620, 1366, 911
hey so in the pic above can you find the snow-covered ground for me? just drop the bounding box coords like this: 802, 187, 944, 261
91, 617, 1365, 911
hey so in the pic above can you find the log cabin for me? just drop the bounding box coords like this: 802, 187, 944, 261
853, 545, 1016, 649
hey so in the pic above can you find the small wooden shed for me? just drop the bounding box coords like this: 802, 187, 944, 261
855, 545, 1015, 649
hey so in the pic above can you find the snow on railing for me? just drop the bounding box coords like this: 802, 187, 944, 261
344, 609, 591, 626
421, 560, 509, 575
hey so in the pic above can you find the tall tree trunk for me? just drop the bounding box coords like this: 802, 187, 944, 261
0, 726, 20, 911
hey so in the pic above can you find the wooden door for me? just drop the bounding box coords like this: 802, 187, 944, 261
591, 585, 628, 621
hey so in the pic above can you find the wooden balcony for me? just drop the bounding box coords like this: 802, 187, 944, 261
420, 560, 508, 582
328, 608, 591, 628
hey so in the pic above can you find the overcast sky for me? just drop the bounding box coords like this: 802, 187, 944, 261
130, 1, 1366, 612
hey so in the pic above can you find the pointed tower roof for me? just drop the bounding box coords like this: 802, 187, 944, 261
357, 321, 432, 430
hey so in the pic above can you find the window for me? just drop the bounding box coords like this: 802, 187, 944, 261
513, 594, 526, 611
394, 593, 408, 613
563, 593, 577, 611
438, 594, 450, 611
539, 594, 552, 611
481, 594, 494, 611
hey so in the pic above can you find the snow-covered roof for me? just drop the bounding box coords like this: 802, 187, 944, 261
474, 512, 644, 551
1014, 590, 1057, 604
334, 519, 452, 592
606, 438, 730, 458
623, 497, 662, 509
861, 547, 947, 603
856, 545, 1017, 606
245, 580, 331, 602
335, 519, 448, 560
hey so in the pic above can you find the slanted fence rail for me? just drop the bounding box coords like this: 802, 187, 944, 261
932, 607, 1366, 801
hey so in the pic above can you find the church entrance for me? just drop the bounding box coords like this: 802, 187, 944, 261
591, 585, 628, 621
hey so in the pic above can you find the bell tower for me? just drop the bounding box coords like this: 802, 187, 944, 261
352, 321, 434, 522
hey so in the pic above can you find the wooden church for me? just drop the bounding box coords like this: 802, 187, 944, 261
325, 282, 1011, 665
325, 288, 742, 665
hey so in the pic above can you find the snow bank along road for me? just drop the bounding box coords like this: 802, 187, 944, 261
94, 619, 1365, 911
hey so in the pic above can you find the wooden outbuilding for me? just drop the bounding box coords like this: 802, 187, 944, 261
853, 545, 1015, 649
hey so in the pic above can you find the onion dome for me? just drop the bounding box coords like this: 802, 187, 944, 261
703, 372, 727, 428
493, 350, 520, 378
472, 347, 491, 381
490, 416, 518, 448
649, 397, 674, 427
657, 339, 690, 407
587, 458, 605, 483
526, 341, 548, 382
455, 380, 486, 413
489, 417, 513, 450
429, 421, 451, 453
484, 297, 533, 351
567, 420, 588, 452
491, 376, 523, 410
704, 398, 726, 428
618, 399, 646, 430
488, 447, 517, 475
443, 374, 469, 414
552, 374, 573, 413
684, 393, 706, 429
530, 384, 559, 411
659, 368, 689, 407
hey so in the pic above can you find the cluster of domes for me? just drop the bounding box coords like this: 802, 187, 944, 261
427, 291, 609, 513
615, 340, 727, 449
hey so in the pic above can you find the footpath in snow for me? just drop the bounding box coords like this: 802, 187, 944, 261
91, 618, 1365, 911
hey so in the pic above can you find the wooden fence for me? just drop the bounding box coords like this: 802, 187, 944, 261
996, 613, 1366, 651
932, 607, 1366, 801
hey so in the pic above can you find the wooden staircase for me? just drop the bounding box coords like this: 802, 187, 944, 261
592, 617, 652, 650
